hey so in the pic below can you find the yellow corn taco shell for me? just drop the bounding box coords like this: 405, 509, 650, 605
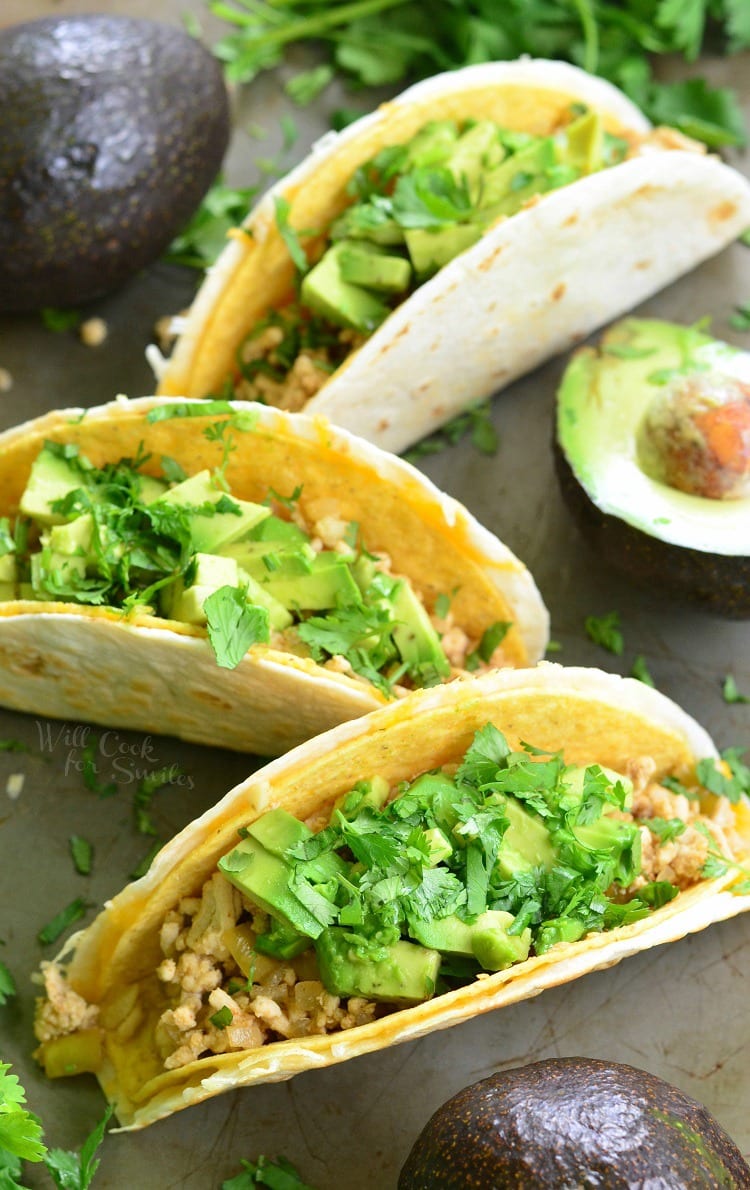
155, 59, 750, 453
34, 664, 750, 1128
0, 396, 547, 753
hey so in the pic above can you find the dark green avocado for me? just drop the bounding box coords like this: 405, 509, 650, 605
555, 318, 750, 617
398, 1057, 750, 1188
0, 15, 229, 311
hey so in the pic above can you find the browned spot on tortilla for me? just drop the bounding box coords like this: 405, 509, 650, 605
191, 690, 234, 712
477, 246, 504, 272
551, 283, 566, 302
563, 213, 579, 227
10, 651, 46, 676
378, 322, 411, 355
634, 260, 652, 270
377, 418, 390, 431
709, 200, 738, 224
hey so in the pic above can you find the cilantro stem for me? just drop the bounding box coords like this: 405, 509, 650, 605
212, 0, 411, 48
570, 0, 599, 75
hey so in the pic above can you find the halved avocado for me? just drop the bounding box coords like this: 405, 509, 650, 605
0, 15, 229, 311
555, 318, 750, 616
399, 1057, 750, 1188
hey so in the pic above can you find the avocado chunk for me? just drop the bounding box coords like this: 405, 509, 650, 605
315, 928, 440, 1003
47, 515, 95, 557
495, 797, 556, 879
301, 242, 390, 332
399, 1058, 750, 1189
471, 921, 531, 971
254, 920, 312, 960
555, 318, 750, 614
404, 120, 460, 168
390, 580, 451, 681
334, 776, 390, 820
163, 553, 241, 625
338, 242, 412, 294
19, 448, 84, 525
481, 136, 558, 218
257, 554, 362, 612
409, 910, 526, 969
218, 836, 326, 939
246, 515, 308, 545
558, 109, 603, 175
0, 14, 229, 311
247, 807, 346, 882
446, 120, 507, 196
404, 223, 483, 278
157, 470, 270, 552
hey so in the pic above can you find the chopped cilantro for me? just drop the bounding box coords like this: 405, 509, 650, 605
133, 767, 181, 836
205, 587, 270, 669
210, 1005, 234, 1029
0, 958, 16, 1007
0, 1062, 46, 1163
69, 835, 93, 876
130, 841, 162, 881
404, 400, 498, 460
44, 1104, 113, 1190
0, 740, 28, 753
584, 611, 623, 655
466, 621, 512, 669
40, 308, 81, 333
81, 736, 117, 799
37, 898, 88, 946
729, 302, 750, 332
723, 673, 750, 704
696, 757, 745, 803
545, 640, 562, 654
285, 65, 334, 105
646, 817, 686, 843
145, 400, 235, 424
434, 592, 451, 619
274, 196, 310, 275
164, 178, 258, 271
222, 1155, 316, 1190
631, 654, 655, 686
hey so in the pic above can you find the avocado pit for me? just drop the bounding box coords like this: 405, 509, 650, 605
638, 373, 750, 500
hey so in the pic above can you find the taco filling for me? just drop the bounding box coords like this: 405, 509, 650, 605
225, 110, 692, 411
0, 431, 510, 687
35, 723, 745, 1078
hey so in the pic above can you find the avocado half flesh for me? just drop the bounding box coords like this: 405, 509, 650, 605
398, 1057, 750, 1188
555, 318, 750, 616
0, 15, 229, 311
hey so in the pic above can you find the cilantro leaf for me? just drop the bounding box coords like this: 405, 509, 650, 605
631, 654, 655, 686
69, 836, 93, 876
43, 1104, 112, 1190
584, 611, 624, 655
274, 197, 310, 275
0, 959, 16, 1007
210, 1005, 234, 1029
723, 674, 750, 704
204, 586, 270, 669
37, 898, 88, 946
165, 178, 258, 270
0, 1063, 46, 1163
222, 1155, 316, 1190
729, 303, 750, 332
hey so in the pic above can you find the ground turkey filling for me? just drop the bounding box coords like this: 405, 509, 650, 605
35, 753, 738, 1071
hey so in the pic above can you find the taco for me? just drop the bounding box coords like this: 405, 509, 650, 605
0, 396, 547, 753
154, 59, 750, 453
33, 664, 750, 1128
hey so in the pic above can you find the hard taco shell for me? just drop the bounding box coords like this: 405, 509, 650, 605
35, 664, 750, 1128
0, 396, 547, 753
155, 59, 750, 453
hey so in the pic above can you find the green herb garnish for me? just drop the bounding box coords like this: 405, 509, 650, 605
37, 898, 88, 946
0, 959, 16, 1007
222, 1154, 316, 1190
165, 178, 258, 270
210, 1005, 234, 1029
631, 654, 655, 686
43, 1104, 113, 1190
40, 308, 81, 333
723, 673, 750, 704
0, 1062, 46, 1163
584, 611, 623, 655
69, 835, 93, 876
205, 586, 271, 669
130, 841, 162, 882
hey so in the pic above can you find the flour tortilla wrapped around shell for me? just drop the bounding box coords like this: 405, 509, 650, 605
154, 59, 750, 453
0, 396, 547, 753
34, 665, 750, 1128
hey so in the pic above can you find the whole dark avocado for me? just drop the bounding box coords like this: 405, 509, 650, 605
398, 1057, 750, 1189
555, 318, 750, 617
0, 15, 230, 311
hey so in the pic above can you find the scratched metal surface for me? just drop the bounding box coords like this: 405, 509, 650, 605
1, 4, 749, 1186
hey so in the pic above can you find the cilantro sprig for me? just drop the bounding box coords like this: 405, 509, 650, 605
208, 0, 748, 147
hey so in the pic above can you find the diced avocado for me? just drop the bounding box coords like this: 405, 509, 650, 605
338, 242, 412, 294
404, 120, 460, 168
138, 474, 169, 504
247, 807, 312, 856
559, 109, 603, 176
495, 797, 556, 879
422, 826, 452, 866
315, 928, 440, 1003
0, 553, 16, 583
237, 567, 294, 631
480, 136, 557, 218
409, 913, 474, 955
404, 223, 483, 278
351, 553, 379, 593
536, 916, 588, 952
163, 552, 241, 625
260, 554, 362, 612
447, 120, 506, 195
406, 772, 461, 835
226, 542, 316, 582
247, 514, 308, 545
30, 550, 87, 594
255, 919, 312, 960
390, 579, 450, 680
0, 582, 16, 601
335, 775, 390, 820
573, 814, 639, 857
301, 242, 390, 333
158, 469, 270, 552
247, 807, 347, 882
331, 206, 405, 247
219, 837, 325, 938
471, 917, 531, 971
47, 514, 94, 556
560, 764, 633, 810
19, 447, 84, 525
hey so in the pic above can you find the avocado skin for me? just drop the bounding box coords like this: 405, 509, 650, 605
398, 1057, 750, 1189
0, 16, 229, 311
555, 443, 750, 618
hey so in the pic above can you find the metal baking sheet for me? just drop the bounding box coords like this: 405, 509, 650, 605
1, 4, 749, 1185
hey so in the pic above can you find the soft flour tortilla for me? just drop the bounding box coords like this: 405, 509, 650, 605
0, 396, 547, 753
39, 664, 750, 1128
154, 59, 750, 453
